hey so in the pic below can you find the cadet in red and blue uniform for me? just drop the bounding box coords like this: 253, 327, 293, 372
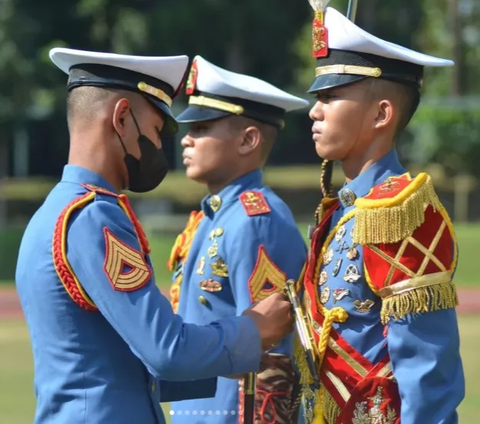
15, 47, 294, 424
167, 56, 310, 423
292, 5, 465, 424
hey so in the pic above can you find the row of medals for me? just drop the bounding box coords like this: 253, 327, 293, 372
303, 224, 375, 422
318, 224, 374, 313
196, 228, 229, 293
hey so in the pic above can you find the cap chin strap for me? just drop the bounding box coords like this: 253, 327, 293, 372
137, 81, 173, 107
315, 64, 382, 78
189, 95, 245, 115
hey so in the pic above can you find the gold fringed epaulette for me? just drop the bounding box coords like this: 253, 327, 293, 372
168, 210, 205, 314
352, 172, 443, 245
167, 210, 205, 271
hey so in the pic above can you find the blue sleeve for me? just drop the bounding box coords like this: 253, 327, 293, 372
386, 309, 465, 423
159, 378, 217, 402
66, 198, 262, 382
227, 212, 307, 355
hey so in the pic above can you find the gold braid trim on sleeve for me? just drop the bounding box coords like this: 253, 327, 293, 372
380, 272, 458, 324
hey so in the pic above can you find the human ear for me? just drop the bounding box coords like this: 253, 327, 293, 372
373, 99, 395, 130
238, 126, 262, 156
112, 98, 131, 136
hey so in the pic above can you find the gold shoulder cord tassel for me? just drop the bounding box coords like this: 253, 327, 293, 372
311, 307, 347, 424
320, 159, 333, 199
315, 160, 335, 224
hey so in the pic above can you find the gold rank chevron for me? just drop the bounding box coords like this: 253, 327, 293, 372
248, 245, 287, 302
103, 228, 152, 292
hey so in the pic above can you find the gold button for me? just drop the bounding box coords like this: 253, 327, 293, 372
198, 295, 208, 306
209, 195, 222, 212
340, 189, 356, 206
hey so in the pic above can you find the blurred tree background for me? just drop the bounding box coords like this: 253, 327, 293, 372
0, 0, 478, 176
0, 0, 478, 260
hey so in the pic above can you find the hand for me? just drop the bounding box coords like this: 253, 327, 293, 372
242, 292, 294, 352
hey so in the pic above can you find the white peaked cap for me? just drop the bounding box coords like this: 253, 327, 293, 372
323, 7, 453, 67
177, 55, 310, 129
49, 47, 190, 135
307, 7, 454, 93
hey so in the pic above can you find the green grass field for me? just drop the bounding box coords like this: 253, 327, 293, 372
0, 317, 478, 424
450, 224, 480, 286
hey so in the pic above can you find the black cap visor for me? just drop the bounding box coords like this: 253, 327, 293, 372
176, 105, 231, 124
146, 97, 178, 136
177, 92, 286, 129
307, 74, 367, 93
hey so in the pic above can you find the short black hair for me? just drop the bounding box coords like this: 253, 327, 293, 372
66, 86, 144, 130
228, 116, 278, 164
368, 78, 421, 136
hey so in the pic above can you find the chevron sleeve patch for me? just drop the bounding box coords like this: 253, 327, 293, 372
103, 227, 152, 292
248, 245, 287, 302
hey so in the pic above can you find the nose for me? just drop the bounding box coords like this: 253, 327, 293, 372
181, 135, 194, 148
309, 101, 324, 122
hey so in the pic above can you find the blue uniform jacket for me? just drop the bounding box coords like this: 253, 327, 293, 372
298, 150, 464, 424
15, 165, 263, 424
169, 169, 307, 424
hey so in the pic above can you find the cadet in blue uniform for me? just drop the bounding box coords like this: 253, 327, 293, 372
15, 47, 295, 424
292, 5, 465, 424
167, 56, 309, 423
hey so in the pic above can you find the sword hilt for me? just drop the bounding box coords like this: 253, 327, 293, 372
284, 280, 320, 388
243, 372, 256, 424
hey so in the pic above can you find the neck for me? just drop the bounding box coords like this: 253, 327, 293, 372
206, 166, 259, 195
68, 130, 123, 193
342, 139, 393, 183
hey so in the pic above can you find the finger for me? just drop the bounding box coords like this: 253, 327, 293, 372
284, 309, 292, 321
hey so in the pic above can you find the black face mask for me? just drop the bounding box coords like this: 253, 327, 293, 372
117, 111, 169, 193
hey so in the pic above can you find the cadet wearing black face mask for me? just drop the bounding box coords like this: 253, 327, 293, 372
116, 109, 169, 193
15, 47, 295, 424
61, 56, 180, 195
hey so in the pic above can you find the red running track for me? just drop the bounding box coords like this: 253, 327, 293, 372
2, 287, 480, 319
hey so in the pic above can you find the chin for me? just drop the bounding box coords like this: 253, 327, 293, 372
314, 145, 345, 162
185, 167, 206, 184
185, 167, 198, 180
